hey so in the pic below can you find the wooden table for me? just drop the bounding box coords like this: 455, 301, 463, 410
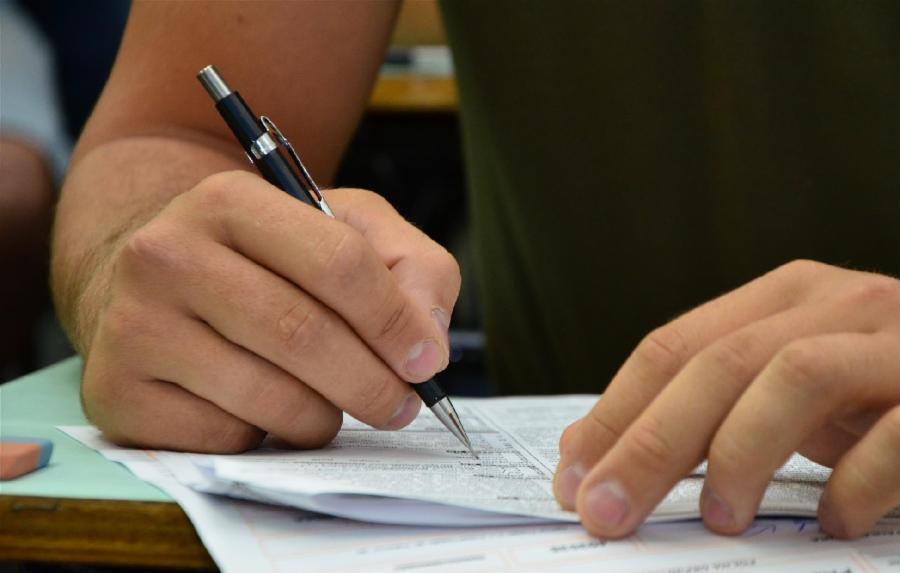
0, 358, 215, 568
0, 496, 213, 569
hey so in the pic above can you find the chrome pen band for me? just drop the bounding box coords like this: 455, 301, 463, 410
249, 130, 335, 216
250, 132, 278, 160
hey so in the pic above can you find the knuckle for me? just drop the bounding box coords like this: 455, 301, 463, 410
633, 326, 691, 379
708, 432, 755, 478
777, 259, 825, 278
298, 409, 343, 449
275, 301, 328, 357
248, 375, 341, 450
773, 340, 829, 393
205, 419, 264, 454
621, 418, 675, 473
188, 170, 253, 210
326, 188, 385, 218
702, 332, 758, 381
352, 372, 398, 423
757, 259, 824, 303
356, 189, 393, 210
119, 223, 184, 275
584, 408, 624, 446
374, 291, 414, 344
320, 231, 370, 290
247, 381, 301, 434
840, 275, 900, 309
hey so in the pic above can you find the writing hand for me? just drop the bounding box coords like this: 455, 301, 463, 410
81, 171, 460, 452
552, 260, 900, 539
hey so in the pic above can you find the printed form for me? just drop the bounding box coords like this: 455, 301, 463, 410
61, 395, 900, 572
190, 396, 898, 525
63, 424, 900, 573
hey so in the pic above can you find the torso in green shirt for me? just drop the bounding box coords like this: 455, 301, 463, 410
440, 1, 900, 395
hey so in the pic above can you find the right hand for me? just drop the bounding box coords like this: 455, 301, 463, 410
80, 170, 460, 452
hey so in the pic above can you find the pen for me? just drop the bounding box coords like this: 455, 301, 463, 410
196, 65, 477, 459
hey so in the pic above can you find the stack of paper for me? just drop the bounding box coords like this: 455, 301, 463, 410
62, 396, 900, 527
61, 396, 900, 573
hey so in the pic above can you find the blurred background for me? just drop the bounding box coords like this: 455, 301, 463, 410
0, 0, 488, 393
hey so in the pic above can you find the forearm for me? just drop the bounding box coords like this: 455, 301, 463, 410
52, 132, 245, 355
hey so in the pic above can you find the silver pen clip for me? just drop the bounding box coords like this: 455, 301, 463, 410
259, 115, 335, 218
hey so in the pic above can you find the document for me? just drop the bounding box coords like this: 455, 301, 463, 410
104, 395, 898, 526
60, 424, 900, 573
62, 395, 899, 527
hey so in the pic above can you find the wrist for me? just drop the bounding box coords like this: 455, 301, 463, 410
51, 134, 245, 355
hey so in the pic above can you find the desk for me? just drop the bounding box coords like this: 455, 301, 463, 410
0, 358, 214, 569
368, 75, 458, 113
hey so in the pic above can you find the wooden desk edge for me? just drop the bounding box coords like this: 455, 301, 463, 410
0, 495, 215, 569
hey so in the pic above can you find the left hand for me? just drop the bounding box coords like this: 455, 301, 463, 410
552, 260, 900, 539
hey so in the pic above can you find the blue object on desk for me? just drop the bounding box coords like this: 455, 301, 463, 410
0, 437, 53, 480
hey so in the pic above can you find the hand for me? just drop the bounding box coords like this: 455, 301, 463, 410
552, 260, 900, 539
81, 171, 460, 452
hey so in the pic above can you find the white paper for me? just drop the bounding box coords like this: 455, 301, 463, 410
57, 425, 900, 573
200, 396, 900, 525
208, 396, 586, 524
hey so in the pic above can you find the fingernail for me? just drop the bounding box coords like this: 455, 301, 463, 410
585, 480, 629, 529
702, 486, 734, 528
555, 463, 586, 508
405, 339, 443, 379
386, 393, 420, 430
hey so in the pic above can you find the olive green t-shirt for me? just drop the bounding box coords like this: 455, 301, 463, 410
440, 1, 900, 395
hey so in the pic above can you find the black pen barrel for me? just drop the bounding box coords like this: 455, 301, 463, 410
254, 149, 318, 208
215, 92, 265, 157
213, 92, 317, 208
414, 379, 446, 408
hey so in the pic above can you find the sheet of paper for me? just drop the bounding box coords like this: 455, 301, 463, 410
206, 396, 900, 525
56, 426, 900, 573
209, 396, 589, 524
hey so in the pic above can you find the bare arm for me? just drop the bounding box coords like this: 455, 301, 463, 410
52, 1, 461, 453
54, 0, 400, 353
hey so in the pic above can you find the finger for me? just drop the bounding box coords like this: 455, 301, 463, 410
123, 230, 422, 431
183, 172, 449, 382
819, 404, 900, 539
704, 331, 900, 534
796, 423, 860, 467
143, 311, 343, 449
329, 188, 462, 344
569, 299, 887, 539
554, 260, 836, 506
83, 318, 264, 453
